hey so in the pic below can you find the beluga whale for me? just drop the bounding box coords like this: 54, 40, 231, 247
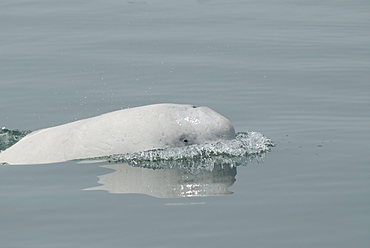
0, 104, 235, 165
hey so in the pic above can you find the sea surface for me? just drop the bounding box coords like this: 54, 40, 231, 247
1, 0, 369, 247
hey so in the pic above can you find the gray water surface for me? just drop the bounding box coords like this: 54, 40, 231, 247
1, 0, 369, 247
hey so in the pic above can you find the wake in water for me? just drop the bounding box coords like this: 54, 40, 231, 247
0, 128, 31, 151
95, 132, 274, 172
1, 128, 274, 170
83, 132, 274, 197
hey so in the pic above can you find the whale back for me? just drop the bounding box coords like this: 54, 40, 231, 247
0, 104, 235, 165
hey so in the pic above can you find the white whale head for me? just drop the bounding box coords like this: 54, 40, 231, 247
146, 104, 235, 149
0, 103, 236, 164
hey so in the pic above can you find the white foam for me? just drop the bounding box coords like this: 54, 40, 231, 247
99, 132, 274, 172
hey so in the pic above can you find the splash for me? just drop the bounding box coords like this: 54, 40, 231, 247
83, 132, 274, 197
0, 128, 31, 151
1, 129, 274, 170
100, 132, 274, 172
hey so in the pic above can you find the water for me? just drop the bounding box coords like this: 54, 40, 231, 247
1, 0, 369, 247
0, 128, 30, 151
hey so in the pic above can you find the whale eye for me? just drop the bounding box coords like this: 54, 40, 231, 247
192, 106, 197, 108
179, 135, 191, 146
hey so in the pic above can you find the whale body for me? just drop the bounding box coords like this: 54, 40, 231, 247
0, 104, 235, 165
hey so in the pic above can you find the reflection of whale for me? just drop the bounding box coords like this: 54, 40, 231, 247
84, 163, 237, 198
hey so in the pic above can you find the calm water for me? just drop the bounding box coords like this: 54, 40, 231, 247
1, 0, 369, 247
